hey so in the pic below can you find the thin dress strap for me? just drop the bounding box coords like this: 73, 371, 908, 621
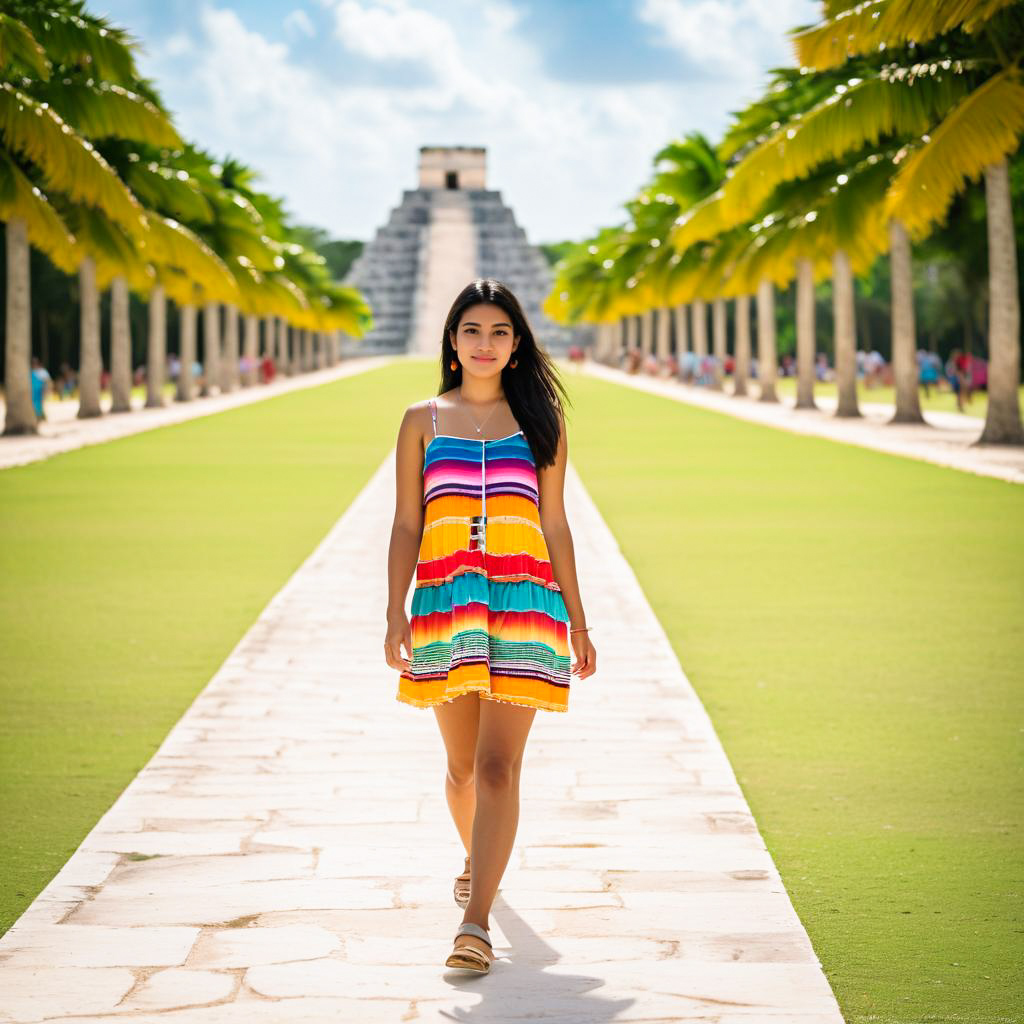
429, 399, 437, 437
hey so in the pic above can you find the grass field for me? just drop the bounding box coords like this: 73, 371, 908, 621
766, 376, 1024, 418
1, 358, 1021, 1023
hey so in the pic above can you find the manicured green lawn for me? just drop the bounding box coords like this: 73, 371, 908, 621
2, 357, 1020, 1024
0, 358, 427, 935
563, 371, 1022, 1024
755, 375, 1024, 419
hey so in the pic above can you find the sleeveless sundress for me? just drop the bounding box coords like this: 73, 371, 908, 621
396, 399, 571, 712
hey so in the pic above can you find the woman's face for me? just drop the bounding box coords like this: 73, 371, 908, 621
451, 302, 519, 376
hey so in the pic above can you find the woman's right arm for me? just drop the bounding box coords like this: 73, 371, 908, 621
384, 405, 427, 671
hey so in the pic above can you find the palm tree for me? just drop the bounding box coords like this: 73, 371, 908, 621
792, 0, 1024, 442
0, 7, 151, 432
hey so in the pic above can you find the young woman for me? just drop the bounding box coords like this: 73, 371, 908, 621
384, 278, 597, 974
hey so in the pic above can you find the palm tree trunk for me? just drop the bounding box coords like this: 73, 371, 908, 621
176, 303, 197, 401
145, 284, 166, 408
978, 159, 1024, 444
222, 303, 239, 391
656, 307, 670, 366
77, 256, 103, 418
280, 319, 292, 375
109, 276, 132, 413
889, 219, 924, 424
202, 301, 221, 397
691, 299, 707, 358
242, 313, 258, 385
756, 279, 778, 402
795, 259, 818, 410
640, 310, 654, 356
674, 304, 690, 354
734, 294, 750, 397
833, 248, 860, 417
711, 297, 726, 390
263, 315, 275, 369
3, 217, 37, 435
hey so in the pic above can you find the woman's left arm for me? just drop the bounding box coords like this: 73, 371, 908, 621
538, 415, 596, 679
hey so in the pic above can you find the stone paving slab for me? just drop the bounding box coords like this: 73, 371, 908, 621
0, 356, 394, 470
0, 448, 846, 1022
583, 360, 1024, 484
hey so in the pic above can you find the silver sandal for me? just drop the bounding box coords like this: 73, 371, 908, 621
445, 921, 493, 973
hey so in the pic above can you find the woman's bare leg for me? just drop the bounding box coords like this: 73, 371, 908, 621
433, 692, 481, 856
462, 698, 537, 931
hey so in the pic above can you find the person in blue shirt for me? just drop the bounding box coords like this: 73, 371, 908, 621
30, 357, 51, 420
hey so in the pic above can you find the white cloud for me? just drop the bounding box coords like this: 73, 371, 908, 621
636, 0, 816, 87
134, 1, 812, 244
284, 9, 316, 38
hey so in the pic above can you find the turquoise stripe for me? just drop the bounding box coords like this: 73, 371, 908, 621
411, 576, 568, 621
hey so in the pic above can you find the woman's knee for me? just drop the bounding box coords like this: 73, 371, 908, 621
474, 754, 521, 791
446, 760, 475, 788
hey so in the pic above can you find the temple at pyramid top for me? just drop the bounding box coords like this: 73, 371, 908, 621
344, 146, 587, 355
417, 145, 487, 190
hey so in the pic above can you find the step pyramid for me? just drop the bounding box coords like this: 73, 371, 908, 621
344, 146, 583, 355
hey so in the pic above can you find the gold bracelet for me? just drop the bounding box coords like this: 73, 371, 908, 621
569, 626, 591, 633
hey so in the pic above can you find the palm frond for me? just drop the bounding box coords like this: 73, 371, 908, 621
668, 187, 728, 250
16, 5, 140, 85
142, 214, 238, 302
123, 160, 214, 223
32, 79, 181, 147
885, 68, 1024, 236
0, 11, 50, 79
721, 61, 974, 221
0, 82, 145, 236
793, 0, 1018, 70
0, 149, 77, 270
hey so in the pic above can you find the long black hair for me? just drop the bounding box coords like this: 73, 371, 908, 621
438, 278, 571, 470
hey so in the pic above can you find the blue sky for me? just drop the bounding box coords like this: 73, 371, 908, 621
94, 0, 820, 244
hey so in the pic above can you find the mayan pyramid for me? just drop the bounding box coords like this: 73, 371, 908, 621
344, 146, 579, 355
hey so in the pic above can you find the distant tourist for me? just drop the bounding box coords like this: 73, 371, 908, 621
918, 349, 941, 398
30, 357, 51, 419
57, 362, 77, 399
946, 349, 972, 412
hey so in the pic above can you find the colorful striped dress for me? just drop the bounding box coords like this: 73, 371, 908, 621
397, 398, 571, 712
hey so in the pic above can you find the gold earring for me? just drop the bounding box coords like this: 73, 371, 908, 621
510, 357, 518, 369
450, 358, 458, 371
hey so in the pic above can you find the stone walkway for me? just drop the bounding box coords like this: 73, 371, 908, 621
582, 361, 1024, 485
0, 448, 845, 1022
0, 356, 394, 470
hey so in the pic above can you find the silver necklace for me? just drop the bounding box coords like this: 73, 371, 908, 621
457, 392, 503, 435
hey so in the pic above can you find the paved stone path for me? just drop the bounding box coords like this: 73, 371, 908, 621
0, 357, 394, 470
582, 361, 1024, 484
0, 447, 845, 1022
